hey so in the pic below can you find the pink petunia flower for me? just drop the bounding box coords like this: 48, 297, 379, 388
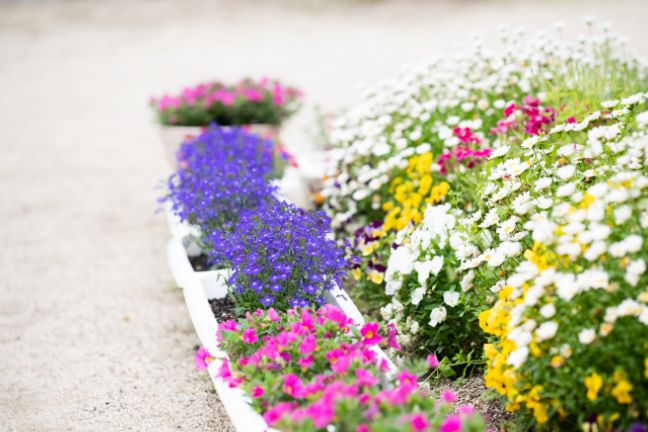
457, 404, 474, 415
300, 333, 317, 353
326, 348, 351, 374
360, 322, 382, 345
441, 389, 457, 403
266, 308, 280, 322
440, 415, 462, 432
194, 347, 213, 370
427, 354, 440, 368
264, 402, 294, 426
397, 370, 417, 387
355, 368, 378, 387
241, 328, 258, 344
297, 355, 314, 370
411, 414, 429, 431
251, 385, 265, 398
283, 374, 304, 398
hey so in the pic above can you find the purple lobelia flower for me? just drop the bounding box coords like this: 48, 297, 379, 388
207, 198, 348, 311
164, 124, 277, 260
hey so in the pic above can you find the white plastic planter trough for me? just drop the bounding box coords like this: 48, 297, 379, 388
166, 235, 396, 432
159, 124, 277, 167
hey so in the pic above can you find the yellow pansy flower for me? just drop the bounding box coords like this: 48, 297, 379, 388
584, 372, 603, 401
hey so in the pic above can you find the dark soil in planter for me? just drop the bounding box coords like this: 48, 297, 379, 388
188, 254, 211, 271
209, 297, 236, 322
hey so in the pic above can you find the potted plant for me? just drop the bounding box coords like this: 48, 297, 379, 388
150, 77, 302, 165
190, 301, 485, 432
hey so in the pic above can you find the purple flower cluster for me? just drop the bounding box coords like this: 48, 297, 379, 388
166, 125, 276, 232
207, 199, 348, 310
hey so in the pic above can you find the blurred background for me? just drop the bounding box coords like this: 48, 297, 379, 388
1, 0, 647, 430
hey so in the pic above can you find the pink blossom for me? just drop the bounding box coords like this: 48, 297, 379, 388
194, 347, 212, 370
396, 370, 417, 387
357, 425, 370, 432
440, 415, 462, 432
387, 323, 401, 350
297, 355, 314, 370
326, 348, 350, 374
503, 102, 517, 117
244, 88, 263, 102
266, 308, 280, 322
300, 334, 317, 353
272, 83, 285, 106
264, 402, 294, 426
411, 414, 429, 431
360, 322, 381, 345
242, 328, 258, 344
567, 116, 576, 123
251, 385, 265, 398
217, 359, 230, 379
321, 304, 350, 328
441, 389, 457, 403
453, 127, 481, 144
361, 348, 377, 364
427, 354, 440, 368
355, 368, 378, 387
457, 404, 474, 415
283, 374, 304, 398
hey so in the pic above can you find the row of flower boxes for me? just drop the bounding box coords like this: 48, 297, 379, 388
163, 201, 395, 432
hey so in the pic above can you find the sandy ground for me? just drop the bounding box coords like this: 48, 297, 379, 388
0, 0, 646, 431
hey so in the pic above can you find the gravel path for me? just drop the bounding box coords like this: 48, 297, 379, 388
0, 1, 646, 431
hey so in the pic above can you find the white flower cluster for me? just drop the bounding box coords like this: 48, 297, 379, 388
382, 92, 648, 353
322, 25, 645, 232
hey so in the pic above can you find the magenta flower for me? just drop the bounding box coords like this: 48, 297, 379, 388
216, 319, 237, 341
326, 348, 351, 374
440, 415, 462, 432
194, 347, 213, 370
457, 404, 474, 415
387, 323, 401, 350
266, 308, 280, 322
251, 385, 265, 398
264, 402, 295, 426
427, 354, 440, 368
297, 355, 314, 370
217, 359, 232, 381
441, 389, 457, 403
411, 414, 429, 431
322, 304, 350, 328
355, 368, 378, 387
283, 374, 304, 398
396, 370, 417, 387
356, 425, 369, 432
504, 102, 517, 117
360, 322, 382, 346
241, 328, 258, 344
300, 334, 317, 354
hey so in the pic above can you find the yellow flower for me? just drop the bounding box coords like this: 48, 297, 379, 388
368, 271, 384, 284
584, 372, 603, 401
611, 379, 633, 404
351, 268, 362, 281
644, 358, 648, 379
580, 192, 596, 210
600, 322, 613, 337
551, 355, 564, 368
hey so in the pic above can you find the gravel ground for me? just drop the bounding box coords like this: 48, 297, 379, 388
0, 1, 646, 431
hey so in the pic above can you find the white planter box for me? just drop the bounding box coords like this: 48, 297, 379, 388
159, 124, 277, 167
167, 235, 395, 432
163, 200, 199, 239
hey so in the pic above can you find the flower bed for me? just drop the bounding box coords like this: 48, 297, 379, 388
317, 21, 648, 431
